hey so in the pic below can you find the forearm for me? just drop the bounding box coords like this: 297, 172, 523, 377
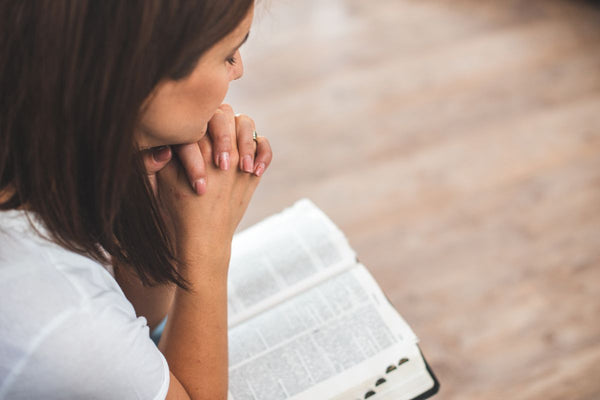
158, 244, 231, 400
151, 104, 266, 398
113, 262, 175, 331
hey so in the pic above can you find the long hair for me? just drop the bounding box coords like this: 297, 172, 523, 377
0, 0, 253, 288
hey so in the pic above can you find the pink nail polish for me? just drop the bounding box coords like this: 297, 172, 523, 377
152, 146, 171, 162
193, 178, 206, 195
242, 155, 253, 173
219, 152, 230, 171
254, 162, 266, 177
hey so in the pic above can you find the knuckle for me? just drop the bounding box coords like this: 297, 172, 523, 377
219, 103, 234, 115
243, 133, 255, 145
212, 109, 226, 120
235, 114, 254, 128
259, 143, 273, 163
212, 126, 229, 139
218, 134, 232, 147
260, 137, 271, 148
239, 140, 254, 153
188, 166, 204, 180
243, 116, 256, 128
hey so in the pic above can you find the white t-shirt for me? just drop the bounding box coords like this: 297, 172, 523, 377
0, 210, 170, 399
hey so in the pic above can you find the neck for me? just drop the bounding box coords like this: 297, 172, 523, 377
0, 186, 19, 208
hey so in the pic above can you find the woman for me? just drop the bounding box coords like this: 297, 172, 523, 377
0, 1, 271, 399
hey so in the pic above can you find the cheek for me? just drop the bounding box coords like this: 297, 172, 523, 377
202, 75, 230, 114
138, 74, 231, 147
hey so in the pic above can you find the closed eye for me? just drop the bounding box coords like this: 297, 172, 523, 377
226, 54, 238, 66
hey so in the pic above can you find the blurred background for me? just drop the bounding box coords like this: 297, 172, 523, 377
226, 0, 600, 399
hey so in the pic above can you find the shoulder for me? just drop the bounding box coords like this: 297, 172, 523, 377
0, 209, 129, 326
0, 211, 170, 400
1, 304, 170, 399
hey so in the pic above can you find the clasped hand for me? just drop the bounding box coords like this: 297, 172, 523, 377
140, 104, 272, 253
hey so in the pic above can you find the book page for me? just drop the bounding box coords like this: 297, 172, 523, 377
227, 265, 418, 400
228, 199, 356, 326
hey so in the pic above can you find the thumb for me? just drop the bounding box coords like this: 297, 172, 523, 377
142, 146, 172, 194
144, 146, 172, 174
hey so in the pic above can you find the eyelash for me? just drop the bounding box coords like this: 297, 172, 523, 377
226, 54, 237, 66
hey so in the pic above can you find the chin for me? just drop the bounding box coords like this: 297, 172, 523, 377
178, 124, 208, 145
145, 125, 209, 148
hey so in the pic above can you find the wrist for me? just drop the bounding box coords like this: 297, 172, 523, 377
176, 238, 232, 280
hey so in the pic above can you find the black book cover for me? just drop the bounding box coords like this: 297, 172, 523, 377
411, 347, 440, 400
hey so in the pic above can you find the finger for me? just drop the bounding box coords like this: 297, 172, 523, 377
198, 134, 216, 166
155, 156, 195, 200
141, 146, 172, 194
142, 146, 172, 174
173, 142, 207, 195
155, 153, 179, 184
235, 114, 256, 173
253, 136, 273, 177
207, 104, 236, 171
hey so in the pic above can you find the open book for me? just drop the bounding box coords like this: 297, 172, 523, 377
227, 199, 439, 400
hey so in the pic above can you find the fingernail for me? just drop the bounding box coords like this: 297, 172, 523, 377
152, 146, 171, 162
218, 152, 230, 171
193, 178, 206, 195
254, 162, 266, 177
242, 155, 253, 173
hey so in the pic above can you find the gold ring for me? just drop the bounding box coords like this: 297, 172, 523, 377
252, 130, 258, 142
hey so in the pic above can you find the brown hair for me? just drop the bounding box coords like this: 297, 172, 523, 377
0, 0, 253, 288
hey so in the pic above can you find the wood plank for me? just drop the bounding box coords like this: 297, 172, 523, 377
228, 0, 600, 398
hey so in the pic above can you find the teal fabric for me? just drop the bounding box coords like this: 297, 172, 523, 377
150, 316, 167, 345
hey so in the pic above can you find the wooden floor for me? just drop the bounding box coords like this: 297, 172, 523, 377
226, 1, 600, 399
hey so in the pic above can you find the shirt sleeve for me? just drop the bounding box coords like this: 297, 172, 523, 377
3, 302, 170, 400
